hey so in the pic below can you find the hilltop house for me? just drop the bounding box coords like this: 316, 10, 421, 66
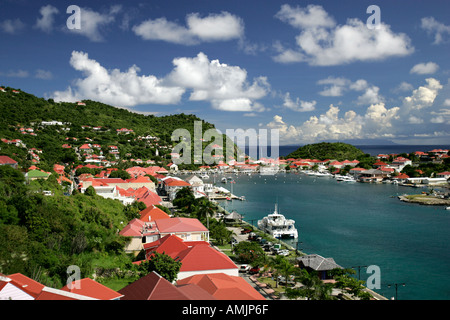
390, 157, 412, 172
185, 175, 206, 197
25, 169, 50, 182
160, 176, 191, 200
120, 216, 209, 254
0, 155, 18, 169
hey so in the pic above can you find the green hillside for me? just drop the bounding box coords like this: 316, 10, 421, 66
286, 142, 366, 161
0, 86, 235, 171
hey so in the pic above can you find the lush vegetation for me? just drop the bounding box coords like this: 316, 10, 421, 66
172, 187, 233, 245
0, 165, 138, 288
285, 142, 367, 161
0, 86, 237, 171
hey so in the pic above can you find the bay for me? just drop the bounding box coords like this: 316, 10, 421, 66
215, 172, 450, 300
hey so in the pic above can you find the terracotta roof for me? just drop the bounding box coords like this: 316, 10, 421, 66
155, 217, 208, 233
127, 175, 153, 183
61, 278, 123, 300
0, 155, 17, 165
139, 205, 170, 222
119, 218, 145, 237
119, 271, 191, 300
144, 234, 189, 257
164, 179, 191, 187
6, 273, 45, 298
175, 245, 237, 272
393, 173, 409, 179
177, 273, 265, 300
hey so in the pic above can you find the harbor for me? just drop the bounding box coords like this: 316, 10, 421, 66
210, 171, 450, 300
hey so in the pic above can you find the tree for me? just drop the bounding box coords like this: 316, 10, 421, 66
209, 219, 233, 246
195, 197, 217, 222
275, 257, 298, 289
331, 268, 372, 300
233, 241, 264, 264
84, 186, 96, 197
285, 269, 326, 300
173, 187, 195, 212
139, 252, 182, 282
109, 169, 131, 180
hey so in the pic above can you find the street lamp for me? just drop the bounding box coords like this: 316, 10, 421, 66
351, 265, 368, 280
387, 283, 406, 300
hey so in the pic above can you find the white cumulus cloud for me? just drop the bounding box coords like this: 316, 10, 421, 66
410, 62, 439, 75
133, 11, 244, 45
273, 4, 413, 65
263, 78, 444, 144
35, 5, 59, 33
282, 92, 316, 112
421, 16, 450, 44
166, 52, 269, 112
51, 51, 269, 113
52, 51, 185, 106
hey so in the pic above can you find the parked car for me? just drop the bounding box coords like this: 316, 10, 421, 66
239, 264, 250, 273
230, 238, 238, 245
248, 266, 260, 275
278, 275, 295, 286
241, 228, 252, 234
278, 249, 290, 256
247, 233, 259, 241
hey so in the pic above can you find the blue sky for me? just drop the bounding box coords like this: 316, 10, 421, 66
1, 0, 449, 145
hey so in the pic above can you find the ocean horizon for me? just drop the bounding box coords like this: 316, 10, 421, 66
201, 143, 450, 300
241, 144, 450, 158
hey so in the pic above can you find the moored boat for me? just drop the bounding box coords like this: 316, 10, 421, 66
257, 204, 298, 239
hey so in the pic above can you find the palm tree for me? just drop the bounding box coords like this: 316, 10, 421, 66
265, 255, 286, 288
285, 269, 332, 300
195, 197, 217, 228
276, 257, 297, 289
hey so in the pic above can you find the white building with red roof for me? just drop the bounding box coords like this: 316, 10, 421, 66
142, 234, 237, 281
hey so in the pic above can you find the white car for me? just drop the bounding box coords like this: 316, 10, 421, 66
239, 264, 250, 273
278, 249, 290, 256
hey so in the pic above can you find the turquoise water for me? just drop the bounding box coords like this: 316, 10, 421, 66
215, 172, 450, 300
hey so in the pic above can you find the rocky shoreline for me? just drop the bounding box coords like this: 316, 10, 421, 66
398, 195, 450, 206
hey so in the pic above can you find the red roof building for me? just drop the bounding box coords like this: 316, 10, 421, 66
141, 234, 238, 281
1, 273, 112, 300
61, 278, 123, 300
0, 155, 18, 168
155, 217, 209, 241
119, 271, 215, 300
139, 205, 170, 222
177, 273, 265, 300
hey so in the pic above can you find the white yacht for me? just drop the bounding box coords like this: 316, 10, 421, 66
258, 204, 298, 239
336, 175, 356, 182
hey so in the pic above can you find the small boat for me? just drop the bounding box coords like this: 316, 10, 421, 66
221, 177, 227, 183
336, 175, 355, 182
315, 171, 332, 177
446, 207, 450, 210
